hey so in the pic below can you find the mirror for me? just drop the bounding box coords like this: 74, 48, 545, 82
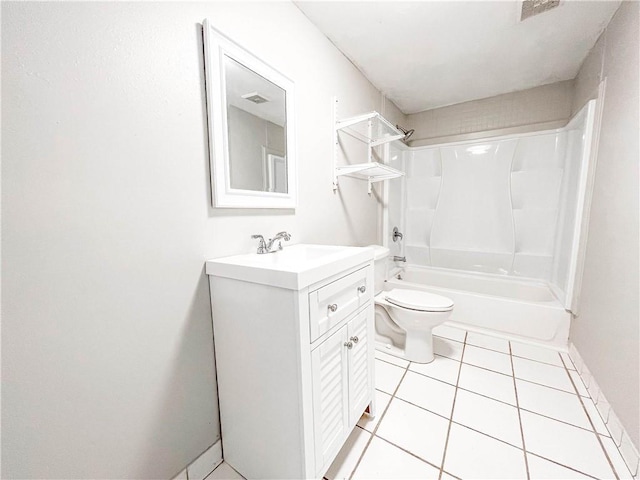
203, 20, 296, 208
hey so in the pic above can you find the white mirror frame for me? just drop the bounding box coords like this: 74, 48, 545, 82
202, 20, 297, 208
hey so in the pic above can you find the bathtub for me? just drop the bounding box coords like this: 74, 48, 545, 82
386, 265, 571, 348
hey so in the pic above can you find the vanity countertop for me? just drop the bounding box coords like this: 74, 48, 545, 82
205, 244, 373, 290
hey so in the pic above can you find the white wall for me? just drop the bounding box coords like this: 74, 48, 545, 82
1, 2, 396, 478
407, 80, 574, 146
569, 1, 639, 449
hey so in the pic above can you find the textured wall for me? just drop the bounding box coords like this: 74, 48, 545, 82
569, 1, 639, 449
407, 81, 574, 145
1, 2, 392, 478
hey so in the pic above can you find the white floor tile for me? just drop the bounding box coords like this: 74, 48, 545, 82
433, 336, 464, 361
357, 390, 392, 432
375, 350, 409, 368
462, 344, 513, 375
374, 359, 405, 394
395, 371, 456, 418
443, 423, 527, 479
441, 473, 461, 480
465, 331, 510, 353
600, 435, 636, 479
581, 396, 610, 436
204, 463, 244, 480
409, 355, 460, 385
352, 436, 440, 479
325, 427, 371, 480
526, 453, 594, 479
516, 379, 591, 430
521, 410, 616, 479
457, 363, 517, 406
452, 388, 522, 448
512, 356, 574, 393
377, 397, 449, 466
568, 369, 590, 397
510, 342, 564, 367
433, 324, 467, 342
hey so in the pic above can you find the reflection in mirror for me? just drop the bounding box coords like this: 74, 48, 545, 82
224, 56, 287, 193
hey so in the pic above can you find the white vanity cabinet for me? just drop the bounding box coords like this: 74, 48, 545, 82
206, 245, 375, 480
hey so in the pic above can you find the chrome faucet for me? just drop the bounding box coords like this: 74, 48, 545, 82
393, 256, 406, 262
252, 231, 292, 254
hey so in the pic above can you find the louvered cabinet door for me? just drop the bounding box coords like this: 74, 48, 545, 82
311, 324, 349, 473
347, 308, 372, 426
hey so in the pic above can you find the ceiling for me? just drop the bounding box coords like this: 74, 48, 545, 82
295, 1, 620, 114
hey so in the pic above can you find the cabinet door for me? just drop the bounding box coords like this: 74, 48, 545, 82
348, 307, 372, 426
311, 324, 349, 472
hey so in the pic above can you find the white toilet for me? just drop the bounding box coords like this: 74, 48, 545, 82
371, 245, 454, 364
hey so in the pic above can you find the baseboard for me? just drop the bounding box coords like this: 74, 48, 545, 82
171, 439, 223, 480
569, 343, 640, 478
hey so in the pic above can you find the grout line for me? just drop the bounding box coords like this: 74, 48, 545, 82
519, 406, 609, 436
437, 331, 468, 480
561, 354, 621, 480
510, 340, 531, 480
373, 434, 442, 472
526, 452, 601, 480
347, 356, 412, 479
374, 356, 410, 369
516, 376, 585, 397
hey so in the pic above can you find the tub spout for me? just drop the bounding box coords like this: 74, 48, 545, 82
393, 256, 406, 262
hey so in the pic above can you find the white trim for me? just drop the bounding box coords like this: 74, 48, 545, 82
568, 80, 606, 315
568, 344, 640, 478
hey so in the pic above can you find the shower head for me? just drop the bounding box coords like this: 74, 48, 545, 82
396, 125, 415, 142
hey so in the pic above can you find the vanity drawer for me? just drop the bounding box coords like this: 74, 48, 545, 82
309, 266, 370, 343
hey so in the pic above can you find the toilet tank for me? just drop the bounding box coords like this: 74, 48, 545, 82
368, 245, 390, 295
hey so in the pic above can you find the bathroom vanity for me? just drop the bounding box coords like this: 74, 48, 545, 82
206, 245, 375, 479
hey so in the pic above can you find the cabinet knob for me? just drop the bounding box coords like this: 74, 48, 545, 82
358, 285, 366, 293
344, 341, 353, 350
328, 304, 338, 313
350, 336, 359, 344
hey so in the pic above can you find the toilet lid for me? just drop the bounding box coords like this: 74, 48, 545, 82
385, 289, 454, 312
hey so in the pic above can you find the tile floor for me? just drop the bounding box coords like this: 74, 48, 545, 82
206, 325, 635, 480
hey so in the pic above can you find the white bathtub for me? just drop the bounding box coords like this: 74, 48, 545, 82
386, 265, 571, 348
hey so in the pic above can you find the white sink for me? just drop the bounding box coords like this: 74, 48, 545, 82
205, 244, 374, 290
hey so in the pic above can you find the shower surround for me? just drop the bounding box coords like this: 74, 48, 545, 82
385, 101, 597, 345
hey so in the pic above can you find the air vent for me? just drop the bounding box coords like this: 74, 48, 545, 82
520, 0, 560, 21
241, 92, 270, 104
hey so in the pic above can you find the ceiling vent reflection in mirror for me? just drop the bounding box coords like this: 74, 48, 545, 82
520, 0, 560, 21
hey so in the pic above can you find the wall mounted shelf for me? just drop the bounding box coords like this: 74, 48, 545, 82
336, 111, 405, 147
335, 162, 404, 194
333, 100, 406, 194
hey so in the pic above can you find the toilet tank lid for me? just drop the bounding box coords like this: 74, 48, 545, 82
367, 245, 390, 261
385, 288, 454, 312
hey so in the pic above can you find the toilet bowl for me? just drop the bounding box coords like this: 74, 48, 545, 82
369, 245, 454, 364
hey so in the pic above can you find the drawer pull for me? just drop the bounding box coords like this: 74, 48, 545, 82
328, 304, 338, 313
350, 336, 359, 344
358, 285, 366, 293
344, 341, 353, 349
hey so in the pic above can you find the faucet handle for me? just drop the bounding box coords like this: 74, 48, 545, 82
251, 234, 267, 254
274, 231, 292, 241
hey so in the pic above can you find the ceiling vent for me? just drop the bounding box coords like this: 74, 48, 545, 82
520, 0, 560, 21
